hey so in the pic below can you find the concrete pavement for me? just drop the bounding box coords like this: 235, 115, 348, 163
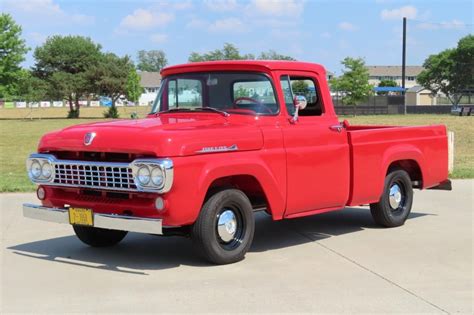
1, 180, 472, 314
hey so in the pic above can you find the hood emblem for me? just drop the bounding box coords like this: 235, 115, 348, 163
196, 144, 238, 153
84, 132, 96, 146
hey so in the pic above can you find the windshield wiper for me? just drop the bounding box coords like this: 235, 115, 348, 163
197, 107, 230, 117
159, 107, 229, 117
159, 108, 192, 114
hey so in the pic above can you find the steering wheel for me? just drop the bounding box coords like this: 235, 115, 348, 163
232, 97, 273, 114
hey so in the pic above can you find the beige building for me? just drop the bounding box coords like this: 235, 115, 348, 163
406, 86, 438, 105
367, 66, 424, 89
138, 72, 162, 106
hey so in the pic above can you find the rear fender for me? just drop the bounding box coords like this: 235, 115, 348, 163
381, 145, 425, 191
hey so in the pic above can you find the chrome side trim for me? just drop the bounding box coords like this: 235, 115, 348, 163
196, 144, 238, 154
23, 203, 163, 234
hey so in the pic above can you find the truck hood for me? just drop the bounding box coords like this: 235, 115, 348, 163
38, 114, 264, 157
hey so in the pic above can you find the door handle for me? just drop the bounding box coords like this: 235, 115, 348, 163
330, 125, 344, 133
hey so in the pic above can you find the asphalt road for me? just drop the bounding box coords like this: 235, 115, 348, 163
1, 180, 472, 314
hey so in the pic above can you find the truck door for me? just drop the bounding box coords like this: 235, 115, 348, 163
279, 72, 350, 216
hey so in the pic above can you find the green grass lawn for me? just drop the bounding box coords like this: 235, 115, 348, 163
0, 114, 472, 192
0, 106, 152, 119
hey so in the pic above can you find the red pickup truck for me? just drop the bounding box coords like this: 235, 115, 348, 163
24, 61, 451, 264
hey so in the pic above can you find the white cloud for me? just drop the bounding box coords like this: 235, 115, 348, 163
381, 5, 417, 20
320, 32, 331, 38
247, 0, 305, 17
186, 18, 209, 29
252, 18, 296, 28
150, 33, 168, 44
120, 9, 174, 30
208, 18, 247, 33
4, 0, 95, 25
4, 0, 62, 15
338, 22, 358, 31
204, 0, 238, 11
172, 0, 193, 10
418, 19, 467, 30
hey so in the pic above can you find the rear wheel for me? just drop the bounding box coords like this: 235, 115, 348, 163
370, 169, 413, 227
73, 226, 128, 247
192, 189, 255, 265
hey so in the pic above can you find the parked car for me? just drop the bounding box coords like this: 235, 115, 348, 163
23, 61, 451, 264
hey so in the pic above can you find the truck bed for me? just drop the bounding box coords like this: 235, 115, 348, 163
346, 124, 449, 206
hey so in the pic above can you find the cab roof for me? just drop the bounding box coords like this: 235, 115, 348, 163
161, 60, 326, 77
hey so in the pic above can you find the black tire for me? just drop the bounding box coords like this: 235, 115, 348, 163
192, 189, 255, 265
73, 225, 128, 247
370, 169, 413, 227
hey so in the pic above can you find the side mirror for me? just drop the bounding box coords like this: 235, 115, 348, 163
291, 95, 307, 123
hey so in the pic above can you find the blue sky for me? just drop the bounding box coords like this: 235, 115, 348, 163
3, 0, 473, 74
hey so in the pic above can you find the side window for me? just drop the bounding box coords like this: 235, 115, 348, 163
168, 78, 203, 109
279, 76, 323, 116
290, 77, 322, 116
280, 76, 295, 115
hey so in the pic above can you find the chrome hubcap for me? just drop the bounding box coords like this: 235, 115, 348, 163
217, 209, 237, 242
389, 184, 403, 209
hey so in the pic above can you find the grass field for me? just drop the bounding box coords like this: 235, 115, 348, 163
0, 106, 153, 120
0, 112, 472, 192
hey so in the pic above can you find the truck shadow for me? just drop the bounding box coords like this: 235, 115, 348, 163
8, 208, 430, 274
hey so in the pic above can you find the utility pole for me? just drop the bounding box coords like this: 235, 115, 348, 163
402, 17, 407, 114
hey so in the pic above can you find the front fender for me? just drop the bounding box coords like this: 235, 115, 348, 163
196, 156, 286, 220
162, 151, 286, 226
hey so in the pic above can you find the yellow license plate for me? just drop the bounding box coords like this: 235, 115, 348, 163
69, 208, 94, 226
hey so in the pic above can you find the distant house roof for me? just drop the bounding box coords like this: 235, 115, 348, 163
367, 66, 424, 77
139, 72, 162, 87
407, 85, 427, 93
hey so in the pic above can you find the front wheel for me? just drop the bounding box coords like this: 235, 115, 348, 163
192, 189, 255, 265
370, 169, 413, 227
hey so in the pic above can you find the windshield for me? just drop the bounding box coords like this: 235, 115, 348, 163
151, 72, 279, 115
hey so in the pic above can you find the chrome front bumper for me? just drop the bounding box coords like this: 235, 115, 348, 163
22, 203, 163, 234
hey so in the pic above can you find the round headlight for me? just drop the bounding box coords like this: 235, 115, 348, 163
30, 160, 42, 179
137, 166, 151, 185
41, 162, 53, 179
151, 167, 164, 187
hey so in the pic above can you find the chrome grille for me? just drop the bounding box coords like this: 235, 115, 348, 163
53, 161, 136, 191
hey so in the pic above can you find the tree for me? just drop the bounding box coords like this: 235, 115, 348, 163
418, 35, 474, 108
0, 14, 29, 100
188, 43, 255, 62
16, 70, 49, 102
377, 79, 398, 95
330, 57, 372, 106
126, 67, 143, 104
258, 50, 295, 61
33, 35, 102, 117
378, 79, 398, 87
291, 80, 309, 94
89, 53, 134, 118
137, 50, 167, 72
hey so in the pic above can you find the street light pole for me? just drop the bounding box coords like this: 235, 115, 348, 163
402, 17, 407, 114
